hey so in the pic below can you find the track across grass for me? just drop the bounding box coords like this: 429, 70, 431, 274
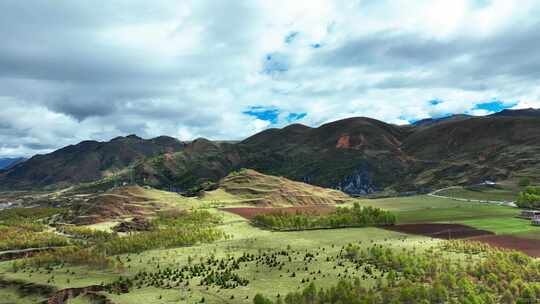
355, 195, 520, 224
435, 185, 521, 202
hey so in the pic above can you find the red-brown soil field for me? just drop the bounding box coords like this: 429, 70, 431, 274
471, 235, 540, 257
220, 206, 336, 220
385, 223, 494, 239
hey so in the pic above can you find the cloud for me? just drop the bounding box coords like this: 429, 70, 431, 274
0, 0, 540, 157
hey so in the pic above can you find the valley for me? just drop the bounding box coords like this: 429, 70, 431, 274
0, 168, 539, 303
3, 2, 540, 302
0, 113, 539, 303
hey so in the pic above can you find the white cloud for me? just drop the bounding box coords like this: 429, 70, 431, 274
0, 0, 539, 157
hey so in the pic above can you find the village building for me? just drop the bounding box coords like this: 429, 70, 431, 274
519, 210, 540, 219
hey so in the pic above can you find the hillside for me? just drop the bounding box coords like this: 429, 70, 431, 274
134, 114, 540, 194
489, 108, 540, 117
207, 169, 350, 206
134, 117, 411, 195
0, 135, 184, 190
1, 113, 540, 195
402, 116, 540, 187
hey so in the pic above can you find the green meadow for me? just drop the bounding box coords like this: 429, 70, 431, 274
1, 189, 538, 304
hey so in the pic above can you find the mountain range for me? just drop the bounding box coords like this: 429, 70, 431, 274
0, 157, 26, 170
1, 108, 539, 195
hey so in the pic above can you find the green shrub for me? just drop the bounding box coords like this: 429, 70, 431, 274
518, 177, 531, 187
516, 186, 540, 208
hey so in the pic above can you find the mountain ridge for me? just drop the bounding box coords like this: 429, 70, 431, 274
1, 110, 539, 194
0, 135, 185, 189
0, 157, 26, 170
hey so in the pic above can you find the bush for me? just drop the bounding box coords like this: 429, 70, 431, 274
516, 186, 540, 208
518, 177, 531, 187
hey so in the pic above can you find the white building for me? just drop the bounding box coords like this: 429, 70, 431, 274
520, 210, 540, 219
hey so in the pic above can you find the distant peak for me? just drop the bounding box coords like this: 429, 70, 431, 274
111, 134, 142, 142
489, 108, 540, 117
125, 134, 142, 140
412, 114, 472, 126
282, 123, 311, 131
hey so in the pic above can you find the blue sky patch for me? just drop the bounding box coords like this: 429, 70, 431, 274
284, 31, 299, 44
399, 115, 417, 124
243, 106, 280, 124
262, 52, 289, 75
473, 100, 517, 113
287, 112, 307, 122
243, 106, 307, 124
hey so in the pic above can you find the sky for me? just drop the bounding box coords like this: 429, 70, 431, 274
1, 0, 540, 157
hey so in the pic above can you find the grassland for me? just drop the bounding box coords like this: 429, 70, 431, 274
434, 184, 522, 202
1, 184, 539, 304
355, 194, 540, 236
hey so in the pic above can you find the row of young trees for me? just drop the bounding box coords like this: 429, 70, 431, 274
253, 241, 540, 304
56, 225, 115, 241
154, 209, 223, 228
0, 207, 69, 251
0, 226, 69, 251
95, 227, 226, 256
253, 203, 396, 230
516, 186, 540, 209
13, 209, 227, 269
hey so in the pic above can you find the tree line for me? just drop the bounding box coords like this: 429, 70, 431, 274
253, 203, 396, 230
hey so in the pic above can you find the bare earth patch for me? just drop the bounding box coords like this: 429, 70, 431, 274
385, 223, 494, 239
470, 235, 540, 257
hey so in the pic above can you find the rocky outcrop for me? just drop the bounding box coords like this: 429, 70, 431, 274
336, 168, 379, 196
47, 285, 114, 304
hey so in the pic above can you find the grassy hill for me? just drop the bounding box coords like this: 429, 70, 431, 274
208, 169, 350, 206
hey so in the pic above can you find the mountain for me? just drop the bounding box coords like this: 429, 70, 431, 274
1, 112, 539, 194
488, 108, 540, 118
133, 117, 411, 195
412, 114, 472, 127
402, 115, 540, 187
0, 157, 26, 170
132, 114, 540, 195
0, 135, 185, 190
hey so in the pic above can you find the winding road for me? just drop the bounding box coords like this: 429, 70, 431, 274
428, 186, 517, 207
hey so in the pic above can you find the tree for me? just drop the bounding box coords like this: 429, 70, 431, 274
516, 186, 540, 208
500, 290, 514, 304
253, 294, 273, 304
519, 177, 531, 187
